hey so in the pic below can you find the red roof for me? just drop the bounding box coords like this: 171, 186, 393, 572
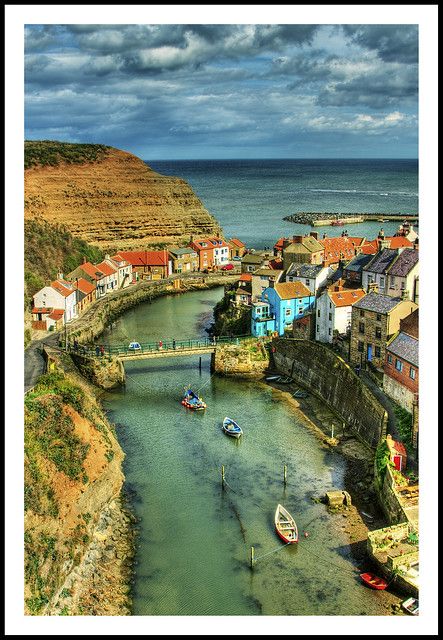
360, 240, 379, 255
117, 250, 169, 266
269, 258, 284, 270
190, 237, 228, 251
239, 273, 253, 282
320, 237, 356, 260
386, 434, 407, 457
48, 309, 65, 320
32, 307, 51, 314
79, 262, 106, 281
229, 237, 246, 248
111, 254, 130, 266
51, 279, 76, 297
96, 260, 117, 276
274, 237, 287, 251
74, 278, 95, 295
328, 288, 366, 308
387, 236, 414, 249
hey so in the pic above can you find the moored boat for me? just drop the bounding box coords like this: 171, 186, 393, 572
360, 572, 388, 590
331, 219, 344, 226
265, 375, 281, 381
276, 376, 293, 384
274, 504, 298, 543
222, 417, 243, 438
293, 389, 308, 398
401, 597, 419, 615
182, 388, 206, 410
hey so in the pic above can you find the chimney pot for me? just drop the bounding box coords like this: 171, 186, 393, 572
292, 235, 303, 243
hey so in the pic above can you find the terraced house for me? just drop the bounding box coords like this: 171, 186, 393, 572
349, 291, 418, 370
168, 247, 199, 273
260, 281, 315, 336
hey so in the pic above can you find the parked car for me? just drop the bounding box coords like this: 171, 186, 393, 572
232, 256, 242, 261
128, 341, 141, 351
221, 263, 234, 270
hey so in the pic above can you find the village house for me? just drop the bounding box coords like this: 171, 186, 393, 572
384, 329, 419, 414
107, 254, 133, 288
315, 284, 366, 344
385, 434, 408, 472
361, 248, 399, 293
384, 249, 419, 302
286, 263, 331, 296
233, 281, 252, 307
32, 277, 78, 330
273, 237, 287, 258
168, 247, 199, 274
67, 261, 107, 299
260, 281, 315, 336
319, 235, 357, 268
251, 301, 276, 337
189, 237, 229, 270
116, 250, 171, 280
95, 260, 118, 294
282, 234, 324, 270
73, 277, 96, 315
228, 237, 247, 259
349, 291, 418, 370
342, 253, 374, 286
241, 252, 270, 273
251, 268, 284, 301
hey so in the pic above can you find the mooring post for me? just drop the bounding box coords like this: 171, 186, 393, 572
250, 546, 255, 569
331, 424, 334, 439
199, 356, 202, 371
284, 464, 287, 486
221, 465, 225, 489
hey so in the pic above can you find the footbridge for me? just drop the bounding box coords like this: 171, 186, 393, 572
71, 336, 250, 361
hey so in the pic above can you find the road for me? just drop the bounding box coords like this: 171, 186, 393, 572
24, 333, 60, 393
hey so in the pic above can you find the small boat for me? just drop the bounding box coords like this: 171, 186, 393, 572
331, 219, 344, 226
293, 389, 308, 398
360, 572, 388, 590
402, 597, 419, 616
265, 375, 281, 381
182, 388, 206, 411
222, 417, 243, 439
274, 504, 298, 544
276, 376, 293, 384
360, 510, 374, 522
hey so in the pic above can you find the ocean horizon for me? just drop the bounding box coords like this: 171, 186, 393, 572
146, 158, 418, 249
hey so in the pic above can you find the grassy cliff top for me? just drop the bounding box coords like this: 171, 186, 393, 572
25, 140, 112, 169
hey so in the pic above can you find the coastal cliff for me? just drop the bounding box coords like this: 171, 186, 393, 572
24, 141, 222, 250
24, 354, 135, 616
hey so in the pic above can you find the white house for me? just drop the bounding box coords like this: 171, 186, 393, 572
316, 285, 366, 343
33, 278, 78, 324
108, 254, 133, 289
95, 260, 118, 294
286, 263, 332, 296
384, 249, 419, 302
212, 238, 230, 266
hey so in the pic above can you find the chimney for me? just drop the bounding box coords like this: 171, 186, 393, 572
83, 256, 87, 264
105, 253, 110, 260
57, 272, 64, 280
401, 289, 410, 300
368, 282, 379, 294
413, 237, 419, 251
292, 235, 303, 244
378, 228, 385, 239
310, 231, 318, 240
268, 279, 275, 288
323, 233, 327, 239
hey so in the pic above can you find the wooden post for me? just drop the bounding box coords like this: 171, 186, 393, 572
331, 424, 334, 439
221, 465, 225, 489
199, 356, 202, 371
283, 464, 287, 486
250, 546, 255, 569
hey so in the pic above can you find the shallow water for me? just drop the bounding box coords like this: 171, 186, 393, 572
102, 287, 391, 615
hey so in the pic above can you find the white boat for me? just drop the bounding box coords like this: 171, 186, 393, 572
222, 417, 243, 439
274, 504, 298, 543
402, 597, 419, 616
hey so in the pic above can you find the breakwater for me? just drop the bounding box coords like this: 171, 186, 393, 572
283, 212, 419, 226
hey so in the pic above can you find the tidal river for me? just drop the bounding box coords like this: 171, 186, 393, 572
101, 287, 389, 616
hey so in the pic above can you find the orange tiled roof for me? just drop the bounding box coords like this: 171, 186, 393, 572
386, 434, 407, 457
329, 288, 366, 308
320, 236, 356, 258
274, 281, 311, 300
51, 279, 76, 297
74, 278, 95, 295
387, 236, 414, 249
96, 260, 117, 276
32, 307, 51, 314
229, 238, 245, 248
117, 250, 169, 266
360, 240, 379, 255
273, 237, 287, 250
79, 262, 106, 281
239, 273, 253, 282
48, 309, 65, 320
269, 258, 284, 270
190, 237, 228, 251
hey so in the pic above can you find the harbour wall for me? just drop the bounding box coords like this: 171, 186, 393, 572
272, 338, 388, 449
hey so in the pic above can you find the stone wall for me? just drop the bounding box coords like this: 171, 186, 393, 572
376, 464, 416, 526
272, 338, 388, 448
213, 339, 270, 377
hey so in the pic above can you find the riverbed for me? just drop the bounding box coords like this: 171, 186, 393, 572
101, 287, 401, 616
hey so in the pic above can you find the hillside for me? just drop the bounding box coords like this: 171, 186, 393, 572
24, 141, 223, 250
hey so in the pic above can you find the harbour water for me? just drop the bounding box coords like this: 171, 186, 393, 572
102, 288, 394, 616
146, 158, 418, 248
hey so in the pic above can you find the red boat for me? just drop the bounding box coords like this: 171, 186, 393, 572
360, 572, 388, 590
274, 504, 298, 544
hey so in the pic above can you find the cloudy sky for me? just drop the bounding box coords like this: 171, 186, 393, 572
24, 22, 419, 160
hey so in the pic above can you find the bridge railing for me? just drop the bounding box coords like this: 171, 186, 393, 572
70, 334, 254, 357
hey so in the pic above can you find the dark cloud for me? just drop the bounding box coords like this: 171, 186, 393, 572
342, 25, 418, 63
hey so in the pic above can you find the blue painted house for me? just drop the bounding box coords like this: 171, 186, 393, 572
251, 301, 276, 337
255, 281, 315, 336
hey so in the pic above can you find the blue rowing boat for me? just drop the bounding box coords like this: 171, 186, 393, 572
182, 388, 206, 410
222, 417, 243, 439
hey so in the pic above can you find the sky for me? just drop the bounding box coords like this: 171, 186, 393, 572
5, 5, 439, 638
23, 22, 420, 160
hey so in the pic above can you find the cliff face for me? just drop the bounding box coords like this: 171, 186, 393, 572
24, 146, 222, 250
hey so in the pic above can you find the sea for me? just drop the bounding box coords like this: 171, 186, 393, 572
146, 159, 418, 249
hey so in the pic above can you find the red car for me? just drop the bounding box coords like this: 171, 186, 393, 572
221, 263, 234, 270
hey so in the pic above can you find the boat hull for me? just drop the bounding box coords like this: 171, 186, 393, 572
274, 504, 298, 544
360, 573, 388, 590
222, 417, 243, 438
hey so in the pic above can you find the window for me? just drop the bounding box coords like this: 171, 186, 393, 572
380, 277, 385, 288
409, 367, 416, 380
395, 359, 403, 372
317, 309, 320, 317
359, 322, 365, 333
328, 313, 332, 321
387, 354, 393, 364
360, 310, 365, 317
316, 324, 319, 333
328, 328, 331, 335
358, 341, 364, 353
375, 346, 381, 358
305, 279, 310, 286
376, 313, 382, 321
375, 327, 382, 339
285, 308, 291, 316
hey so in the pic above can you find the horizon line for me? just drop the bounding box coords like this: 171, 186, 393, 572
144, 157, 418, 162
